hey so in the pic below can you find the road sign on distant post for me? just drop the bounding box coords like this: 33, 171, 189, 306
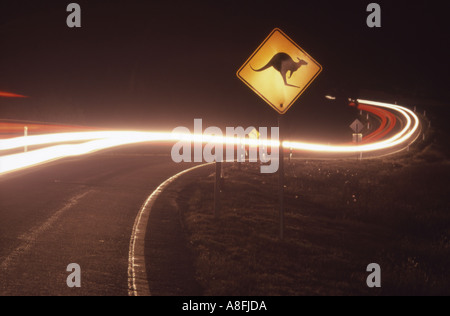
237, 28, 322, 240
352, 133, 363, 143
350, 119, 364, 160
350, 119, 364, 134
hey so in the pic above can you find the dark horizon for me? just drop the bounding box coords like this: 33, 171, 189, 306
1, 0, 449, 136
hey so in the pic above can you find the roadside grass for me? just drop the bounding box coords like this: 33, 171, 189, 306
177, 151, 450, 295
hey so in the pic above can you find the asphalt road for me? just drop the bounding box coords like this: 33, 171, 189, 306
0, 144, 196, 296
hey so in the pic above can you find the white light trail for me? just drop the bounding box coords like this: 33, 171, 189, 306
0, 100, 421, 175
0, 132, 175, 175
0, 131, 151, 151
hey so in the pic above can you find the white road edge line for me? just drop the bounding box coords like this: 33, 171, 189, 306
0, 191, 91, 271
127, 163, 212, 297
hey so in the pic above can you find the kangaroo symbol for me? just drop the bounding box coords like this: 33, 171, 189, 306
251, 52, 308, 88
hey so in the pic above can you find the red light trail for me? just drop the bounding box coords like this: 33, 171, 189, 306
0, 91, 27, 98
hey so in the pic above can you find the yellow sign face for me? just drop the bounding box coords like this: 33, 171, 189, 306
237, 28, 322, 114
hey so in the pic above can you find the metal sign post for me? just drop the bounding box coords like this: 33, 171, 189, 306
278, 115, 285, 240
214, 159, 222, 218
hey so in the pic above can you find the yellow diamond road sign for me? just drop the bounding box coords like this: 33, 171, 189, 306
237, 28, 322, 114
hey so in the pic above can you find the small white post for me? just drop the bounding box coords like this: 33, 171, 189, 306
24, 126, 28, 152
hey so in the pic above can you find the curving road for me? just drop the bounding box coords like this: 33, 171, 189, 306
0, 145, 202, 295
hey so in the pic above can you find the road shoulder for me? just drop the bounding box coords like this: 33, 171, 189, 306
135, 165, 213, 296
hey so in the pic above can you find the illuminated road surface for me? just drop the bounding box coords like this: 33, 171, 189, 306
0, 148, 208, 295
0, 100, 421, 175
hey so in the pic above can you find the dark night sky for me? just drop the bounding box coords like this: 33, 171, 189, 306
0, 0, 449, 141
